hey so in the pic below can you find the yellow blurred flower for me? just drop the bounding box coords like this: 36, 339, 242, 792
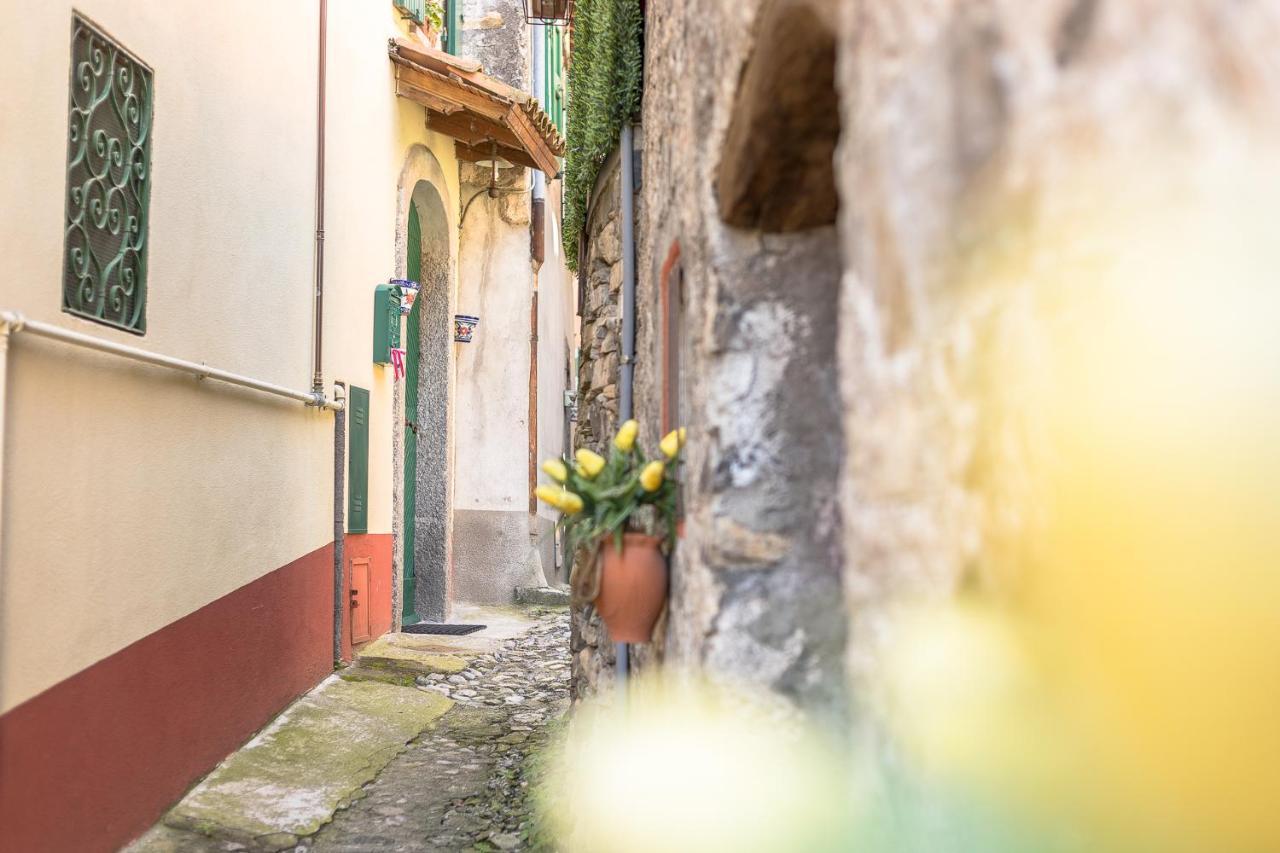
541, 458, 568, 483
660, 428, 686, 459
614, 419, 639, 452
534, 485, 565, 510
640, 461, 665, 492
560, 491, 584, 514
575, 448, 606, 478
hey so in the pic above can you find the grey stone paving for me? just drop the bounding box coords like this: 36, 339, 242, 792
307, 609, 568, 852
128, 608, 569, 853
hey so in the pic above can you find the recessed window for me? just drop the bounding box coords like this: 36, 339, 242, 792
63, 14, 154, 335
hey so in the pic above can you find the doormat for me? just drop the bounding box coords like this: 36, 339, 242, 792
401, 623, 486, 636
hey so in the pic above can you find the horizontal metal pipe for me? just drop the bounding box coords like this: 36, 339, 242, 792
0, 311, 344, 411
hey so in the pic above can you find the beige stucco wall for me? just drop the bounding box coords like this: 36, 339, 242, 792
0, 1, 459, 711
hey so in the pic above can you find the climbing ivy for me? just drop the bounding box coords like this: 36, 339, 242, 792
562, 0, 644, 268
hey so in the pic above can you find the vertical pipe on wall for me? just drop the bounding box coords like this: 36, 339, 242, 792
332, 381, 347, 663
616, 122, 637, 684
312, 0, 329, 394
531, 23, 547, 266
0, 319, 12, 703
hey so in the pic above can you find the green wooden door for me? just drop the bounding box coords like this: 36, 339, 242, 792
402, 204, 422, 624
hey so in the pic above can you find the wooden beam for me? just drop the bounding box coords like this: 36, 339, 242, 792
395, 77, 462, 116
425, 109, 525, 150
504, 105, 561, 176
391, 59, 509, 121
454, 139, 540, 171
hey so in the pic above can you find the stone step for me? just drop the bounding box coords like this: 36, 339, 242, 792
514, 586, 571, 606
354, 635, 469, 678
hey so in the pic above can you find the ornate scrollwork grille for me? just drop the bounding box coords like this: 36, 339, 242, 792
63, 15, 153, 334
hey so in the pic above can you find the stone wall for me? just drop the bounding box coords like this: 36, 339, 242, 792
569, 149, 623, 701
576, 0, 1280, 734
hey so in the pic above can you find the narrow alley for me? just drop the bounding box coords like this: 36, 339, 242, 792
128, 607, 570, 853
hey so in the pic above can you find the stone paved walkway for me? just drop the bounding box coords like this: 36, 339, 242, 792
307, 610, 569, 852
130, 608, 569, 853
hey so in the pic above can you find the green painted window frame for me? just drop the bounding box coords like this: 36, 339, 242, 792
63, 13, 154, 335
348, 386, 370, 534
544, 25, 566, 135
395, 0, 426, 24
445, 0, 460, 55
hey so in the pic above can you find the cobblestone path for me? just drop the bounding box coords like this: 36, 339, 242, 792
305, 609, 570, 852
131, 608, 569, 853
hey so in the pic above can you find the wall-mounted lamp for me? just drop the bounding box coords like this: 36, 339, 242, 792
523, 0, 574, 24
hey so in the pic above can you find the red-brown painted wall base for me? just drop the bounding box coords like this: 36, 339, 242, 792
341, 533, 393, 660
0, 543, 336, 853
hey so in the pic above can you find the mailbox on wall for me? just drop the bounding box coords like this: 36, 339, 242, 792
373, 284, 402, 364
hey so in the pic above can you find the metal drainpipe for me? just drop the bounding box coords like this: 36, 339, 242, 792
531, 22, 547, 266
332, 381, 347, 664
311, 0, 329, 395
617, 122, 637, 686
0, 318, 11, 704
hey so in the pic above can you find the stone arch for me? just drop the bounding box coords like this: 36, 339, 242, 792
408, 180, 452, 622
392, 145, 456, 625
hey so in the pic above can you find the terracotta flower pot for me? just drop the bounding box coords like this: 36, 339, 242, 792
595, 533, 668, 643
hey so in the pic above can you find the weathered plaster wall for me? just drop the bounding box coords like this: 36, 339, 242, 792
452, 172, 545, 602
452, 1, 578, 603
534, 178, 578, 585
0, 0, 464, 711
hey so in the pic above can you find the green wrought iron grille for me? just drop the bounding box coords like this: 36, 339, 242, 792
63, 14, 153, 335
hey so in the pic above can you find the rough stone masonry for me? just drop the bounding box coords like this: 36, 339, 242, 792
572, 0, 1280, 739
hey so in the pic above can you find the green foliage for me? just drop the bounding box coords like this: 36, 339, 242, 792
423, 0, 444, 32
562, 0, 644, 268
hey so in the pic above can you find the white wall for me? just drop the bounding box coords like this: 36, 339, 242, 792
0, 0, 460, 711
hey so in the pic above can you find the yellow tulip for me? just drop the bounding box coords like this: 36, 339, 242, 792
640, 461, 665, 492
542, 458, 568, 483
575, 448, 606, 478
614, 419, 639, 452
660, 428, 686, 459
561, 491, 585, 514
534, 485, 566, 510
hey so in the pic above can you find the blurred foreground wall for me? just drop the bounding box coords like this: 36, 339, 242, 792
573, 0, 1280, 734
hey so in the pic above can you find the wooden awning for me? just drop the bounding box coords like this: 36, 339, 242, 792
388, 38, 565, 176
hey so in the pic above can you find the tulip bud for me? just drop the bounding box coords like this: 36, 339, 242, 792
534, 485, 565, 510
541, 458, 568, 483
660, 429, 685, 459
614, 419, 639, 452
575, 448, 606, 478
561, 491, 585, 514
640, 461, 665, 492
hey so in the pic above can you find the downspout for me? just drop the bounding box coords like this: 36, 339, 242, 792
530, 24, 546, 514
531, 22, 547, 267
616, 122, 636, 685
0, 318, 11, 705
314, 0, 341, 661
312, 0, 329, 395
332, 381, 347, 663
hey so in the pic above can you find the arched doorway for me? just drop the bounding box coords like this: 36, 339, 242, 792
403, 179, 451, 623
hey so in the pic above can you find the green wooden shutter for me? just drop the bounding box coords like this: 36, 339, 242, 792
445, 0, 460, 55
348, 386, 370, 534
